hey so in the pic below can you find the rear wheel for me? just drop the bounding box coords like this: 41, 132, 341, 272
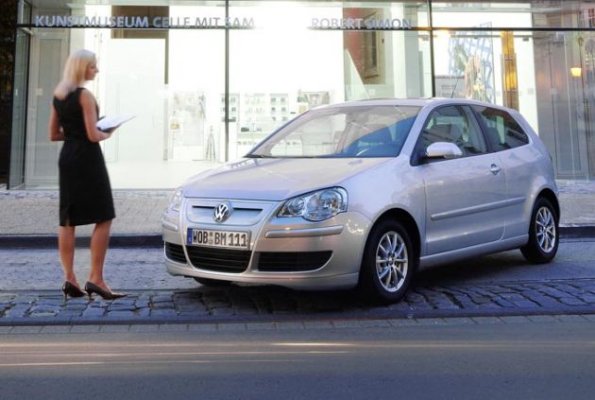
358, 219, 417, 304
521, 197, 559, 263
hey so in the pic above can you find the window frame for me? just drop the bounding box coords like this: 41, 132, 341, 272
470, 105, 530, 153
413, 104, 489, 164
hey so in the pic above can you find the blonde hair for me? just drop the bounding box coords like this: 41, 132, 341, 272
54, 49, 96, 98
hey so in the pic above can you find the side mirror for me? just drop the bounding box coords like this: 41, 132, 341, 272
425, 142, 463, 159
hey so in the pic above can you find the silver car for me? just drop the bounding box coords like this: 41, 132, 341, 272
162, 98, 559, 303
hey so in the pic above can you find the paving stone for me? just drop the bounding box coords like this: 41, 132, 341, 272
493, 298, 517, 308
82, 307, 106, 318
105, 311, 138, 320
69, 325, 102, 333
558, 297, 588, 306
99, 325, 132, 333
274, 321, 305, 330
4, 306, 30, 318
208, 307, 235, 316
10, 326, 43, 334
439, 317, 477, 325
387, 318, 420, 327
526, 315, 559, 323
499, 316, 530, 324
577, 294, 595, 304
554, 315, 589, 322
302, 321, 334, 330
510, 300, 541, 309
470, 317, 503, 325
150, 309, 179, 318
187, 323, 218, 332
216, 322, 247, 331
349, 319, 393, 328
135, 308, 151, 318
158, 323, 188, 332
39, 325, 72, 333
129, 324, 161, 333
152, 295, 174, 303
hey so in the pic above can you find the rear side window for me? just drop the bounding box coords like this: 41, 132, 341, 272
472, 106, 529, 151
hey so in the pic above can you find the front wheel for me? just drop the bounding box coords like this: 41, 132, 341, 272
521, 197, 559, 263
358, 219, 417, 304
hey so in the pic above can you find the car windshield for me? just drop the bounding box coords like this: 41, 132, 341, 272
247, 105, 421, 158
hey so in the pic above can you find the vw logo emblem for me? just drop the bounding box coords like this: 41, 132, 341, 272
213, 202, 232, 223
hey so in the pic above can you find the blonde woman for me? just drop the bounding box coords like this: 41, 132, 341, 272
49, 49, 125, 300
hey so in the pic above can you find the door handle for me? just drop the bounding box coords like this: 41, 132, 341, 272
490, 164, 501, 175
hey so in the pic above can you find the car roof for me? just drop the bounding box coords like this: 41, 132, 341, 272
319, 97, 514, 112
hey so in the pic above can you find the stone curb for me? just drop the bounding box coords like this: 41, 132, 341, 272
1, 301, 594, 328
0, 234, 163, 249
559, 225, 595, 239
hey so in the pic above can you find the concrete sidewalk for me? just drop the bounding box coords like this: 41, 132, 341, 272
0, 189, 170, 246
1, 179, 595, 246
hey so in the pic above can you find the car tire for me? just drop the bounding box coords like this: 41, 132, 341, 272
520, 197, 559, 263
358, 219, 417, 304
193, 277, 232, 287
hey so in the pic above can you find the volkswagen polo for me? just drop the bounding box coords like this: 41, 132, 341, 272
162, 98, 559, 303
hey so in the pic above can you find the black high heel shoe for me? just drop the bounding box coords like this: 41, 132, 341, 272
62, 281, 85, 300
84, 282, 126, 300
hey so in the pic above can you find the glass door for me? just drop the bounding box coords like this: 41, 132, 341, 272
9, 28, 30, 189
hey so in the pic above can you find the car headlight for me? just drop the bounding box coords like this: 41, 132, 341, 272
278, 187, 348, 221
168, 188, 184, 212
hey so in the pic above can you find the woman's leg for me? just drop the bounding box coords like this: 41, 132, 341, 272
59, 225, 77, 284
88, 219, 112, 289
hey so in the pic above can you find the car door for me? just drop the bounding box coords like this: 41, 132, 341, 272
472, 104, 534, 239
416, 105, 507, 255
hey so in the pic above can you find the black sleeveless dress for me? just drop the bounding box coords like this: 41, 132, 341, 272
53, 88, 115, 226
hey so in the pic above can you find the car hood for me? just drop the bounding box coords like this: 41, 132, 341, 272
181, 157, 391, 201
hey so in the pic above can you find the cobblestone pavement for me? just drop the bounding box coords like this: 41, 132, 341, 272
1, 279, 594, 327
1, 241, 595, 326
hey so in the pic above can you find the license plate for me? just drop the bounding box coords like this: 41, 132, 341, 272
187, 228, 250, 250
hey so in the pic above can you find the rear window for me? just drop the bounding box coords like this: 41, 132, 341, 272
472, 106, 529, 151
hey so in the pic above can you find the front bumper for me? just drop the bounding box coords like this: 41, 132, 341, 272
162, 197, 371, 290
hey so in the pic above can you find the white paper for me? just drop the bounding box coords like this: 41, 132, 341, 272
96, 114, 135, 131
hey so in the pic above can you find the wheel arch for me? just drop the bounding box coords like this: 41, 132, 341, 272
356, 207, 421, 303
537, 188, 560, 222
368, 208, 421, 260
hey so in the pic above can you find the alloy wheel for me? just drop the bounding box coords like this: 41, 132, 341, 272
375, 231, 409, 293
535, 206, 557, 253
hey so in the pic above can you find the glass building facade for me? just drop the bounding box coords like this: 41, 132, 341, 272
1, 0, 594, 189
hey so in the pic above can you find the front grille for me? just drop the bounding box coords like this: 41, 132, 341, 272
257, 251, 333, 272
186, 246, 251, 273
164, 242, 187, 264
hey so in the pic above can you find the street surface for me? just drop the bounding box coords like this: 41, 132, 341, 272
1, 238, 595, 325
1, 318, 594, 400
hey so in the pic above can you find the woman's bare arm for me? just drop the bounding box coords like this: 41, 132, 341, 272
80, 89, 112, 143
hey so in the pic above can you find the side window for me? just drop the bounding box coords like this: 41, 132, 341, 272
420, 105, 487, 157
472, 106, 529, 151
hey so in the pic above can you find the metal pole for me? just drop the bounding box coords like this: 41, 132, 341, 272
428, 0, 436, 97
